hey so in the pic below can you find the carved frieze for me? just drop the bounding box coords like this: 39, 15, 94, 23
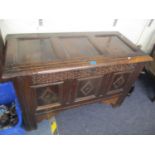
32, 64, 135, 85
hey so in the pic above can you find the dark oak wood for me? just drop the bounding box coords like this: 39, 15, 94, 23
1, 31, 152, 130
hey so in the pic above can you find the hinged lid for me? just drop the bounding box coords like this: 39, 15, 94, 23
3, 31, 152, 79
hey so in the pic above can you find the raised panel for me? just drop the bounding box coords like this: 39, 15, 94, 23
17, 38, 58, 64
107, 71, 132, 95
75, 76, 102, 102
93, 35, 136, 57
58, 36, 100, 57
36, 85, 59, 105
32, 82, 63, 108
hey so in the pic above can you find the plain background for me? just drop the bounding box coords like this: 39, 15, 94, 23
0, 19, 155, 53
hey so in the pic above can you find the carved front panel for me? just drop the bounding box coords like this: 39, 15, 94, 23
33, 82, 63, 107
75, 76, 102, 102
107, 72, 132, 95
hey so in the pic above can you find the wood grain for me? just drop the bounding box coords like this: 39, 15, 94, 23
1, 32, 152, 130
3, 32, 152, 79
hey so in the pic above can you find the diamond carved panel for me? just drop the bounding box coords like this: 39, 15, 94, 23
112, 75, 125, 89
81, 81, 94, 96
36, 85, 59, 106
108, 72, 131, 94
76, 77, 102, 100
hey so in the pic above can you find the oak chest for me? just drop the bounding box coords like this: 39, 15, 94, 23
1, 32, 152, 130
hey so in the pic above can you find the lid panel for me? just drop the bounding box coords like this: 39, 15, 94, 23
4, 32, 147, 74
58, 36, 100, 58
16, 38, 58, 64
93, 35, 136, 57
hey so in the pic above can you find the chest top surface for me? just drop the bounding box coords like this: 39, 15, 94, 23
3, 31, 152, 79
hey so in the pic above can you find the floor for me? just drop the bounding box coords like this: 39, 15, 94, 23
27, 74, 155, 135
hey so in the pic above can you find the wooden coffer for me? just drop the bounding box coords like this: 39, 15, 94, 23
1, 32, 152, 130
